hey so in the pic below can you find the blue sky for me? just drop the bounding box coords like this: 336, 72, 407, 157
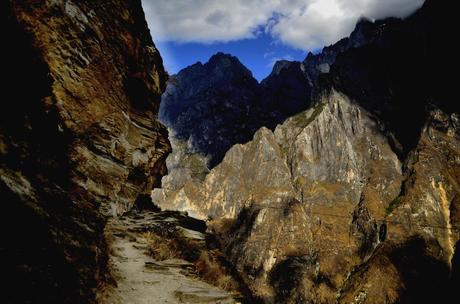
155, 33, 309, 81
142, 0, 424, 81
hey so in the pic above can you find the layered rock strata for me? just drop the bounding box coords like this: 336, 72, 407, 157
1, 1, 170, 302
153, 0, 459, 302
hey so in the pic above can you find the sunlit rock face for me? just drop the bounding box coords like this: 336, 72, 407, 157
155, 89, 404, 301
338, 109, 460, 304
159, 54, 315, 168
157, 10, 398, 177
154, 0, 459, 303
1, 1, 170, 302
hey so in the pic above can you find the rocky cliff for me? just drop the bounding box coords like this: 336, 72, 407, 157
155, 89, 406, 301
153, 0, 459, 303
160, 53, 316, 168
159, 14, 401, 170
159, 53, 261, 167
1, 1, 170, 303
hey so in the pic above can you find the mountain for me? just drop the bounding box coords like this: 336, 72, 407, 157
159, 53, 314, 168
260, 60, 312, 124
329, 0, 456, 157
3, 0, 458, 303
159, 53, 261, 167
159, 16, 407, 168
1, 1, 170, 302
154, 0, 459, 303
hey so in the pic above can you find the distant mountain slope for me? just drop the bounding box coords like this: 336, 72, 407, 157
154, 0, 460, 303
160, 16, 406, 167
159, 53, 261, 167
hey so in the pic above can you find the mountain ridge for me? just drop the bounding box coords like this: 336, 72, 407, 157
154, 0, 459, 302
159, 12, 416, 168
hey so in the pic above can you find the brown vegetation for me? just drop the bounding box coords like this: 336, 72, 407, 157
194, 251, 239, 291
143, 230, 239, 292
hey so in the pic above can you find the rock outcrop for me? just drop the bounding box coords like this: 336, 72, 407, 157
155, 89, 406, 301
153, 0, 459, 303
1, 1, 170, 303
338, 109, 460, 304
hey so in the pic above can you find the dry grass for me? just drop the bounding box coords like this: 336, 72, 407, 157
143, 230, 239, 292
210, 218, 235, 234
143, 232, 180, 261
290, 102, 325, 129
194, 251, 238, 291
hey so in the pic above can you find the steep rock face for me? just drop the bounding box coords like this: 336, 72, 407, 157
1, 1, 170, 303
339, 110, 460, 304
159, 16, 398, 170
155, 26, 378, 204
155, 56, 314, 202
302, 17, 397, 87
329, 0, 456, 156
156, 93, 459, 304
154, 89, 405, 302
153, 1, 459, 303
154, 125, 293, 221
151, 135, 210, 211
260, 60, 312, 125
160, 53, 260, 167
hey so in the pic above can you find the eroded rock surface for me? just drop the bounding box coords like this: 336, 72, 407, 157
153, 1, 459, 303
158, 15, 400, 169
156, 94, 459, 304
155, 89, 406, 301
1, 1, 170, 302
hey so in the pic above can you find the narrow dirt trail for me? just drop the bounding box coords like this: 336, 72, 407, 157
98, 211, 237, 304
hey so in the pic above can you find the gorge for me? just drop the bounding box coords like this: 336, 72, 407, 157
1, 0, 458, 303
155, 0, 459, 302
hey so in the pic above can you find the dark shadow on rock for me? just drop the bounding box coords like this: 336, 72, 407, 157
328, 0, 457, 159
1, 3, 107, 303
133, 194, 161, 212
1, 182, 79, 303
389, 237, 452, 304
268, 255, 318, 304
449, 240, 460, 302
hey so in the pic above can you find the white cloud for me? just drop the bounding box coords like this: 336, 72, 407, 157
267, 54, 295, 68
272, 0, 425, 49
142, 0, 425, 50
142, 0, 289, 43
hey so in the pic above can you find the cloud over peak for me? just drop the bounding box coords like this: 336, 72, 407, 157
142, 0, 424, 50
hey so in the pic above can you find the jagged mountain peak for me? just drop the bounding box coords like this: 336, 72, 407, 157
155, 1, 459, 302
265, 60, 302, 79
170, 52, 257, 89
159, 52, 263, 167
205, 53, 255, 83
209, 51, 236, 61
160, 50, 315, 166
207, 52, 248, 70
348, 16, 377, 45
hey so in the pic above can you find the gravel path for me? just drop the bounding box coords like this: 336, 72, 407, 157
98, 211, 237, 304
